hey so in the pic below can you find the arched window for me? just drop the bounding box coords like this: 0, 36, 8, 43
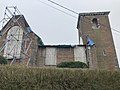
3, 26, 23, 59
92, 18, 100, 29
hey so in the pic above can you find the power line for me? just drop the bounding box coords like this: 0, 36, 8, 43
83, 16, 120, 34
48, 0, 79, 15
80, 18, 120, 37
48, 0, 120, 34
36, 0, 77, 19
36, 0, 120, 34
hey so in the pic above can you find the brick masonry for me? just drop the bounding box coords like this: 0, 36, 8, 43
77, 12, 119, 70
1, 12, 118, 70
36, 46, 87, 66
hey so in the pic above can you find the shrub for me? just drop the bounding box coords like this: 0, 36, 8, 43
0, 66, 120, 90
0, 55, 7, 64
57, 61, 88, 68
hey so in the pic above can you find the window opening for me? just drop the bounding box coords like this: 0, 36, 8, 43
92, 18, 100, 29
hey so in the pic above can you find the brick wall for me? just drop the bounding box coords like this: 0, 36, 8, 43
36, 45, 87, 67
57, 47, 74, 64
77, 12, 118, 70
0, 15, 40, 65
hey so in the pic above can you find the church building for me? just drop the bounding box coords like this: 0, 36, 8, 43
0, 7, 118, 70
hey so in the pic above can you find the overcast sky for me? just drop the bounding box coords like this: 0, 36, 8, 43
0, 0, 120, 66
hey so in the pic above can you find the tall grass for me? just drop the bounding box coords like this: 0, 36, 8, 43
0, 65, 120, 90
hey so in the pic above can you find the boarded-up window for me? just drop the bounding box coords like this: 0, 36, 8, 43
45, 48, 56, 65
74, 46, 87, 64
3, 26, 23, 59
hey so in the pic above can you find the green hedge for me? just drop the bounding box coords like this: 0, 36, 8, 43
0, 65, 120, 90
57, 61, 88, 68
0, 56, 7, 64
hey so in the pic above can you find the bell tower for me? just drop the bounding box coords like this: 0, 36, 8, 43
77, 11, 118, 70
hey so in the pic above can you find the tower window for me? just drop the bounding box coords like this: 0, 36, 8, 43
92, 18, 100, 29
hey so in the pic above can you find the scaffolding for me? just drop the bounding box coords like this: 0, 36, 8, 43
0, 6, 32, 65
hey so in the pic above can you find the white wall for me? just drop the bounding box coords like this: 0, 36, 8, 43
74, 46, 87, 64
45, 47, 57, 65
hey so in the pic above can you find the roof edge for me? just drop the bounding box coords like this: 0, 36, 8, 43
38, 45, 86, 48
79, 11, 110, 16
77, 11, 110, 29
